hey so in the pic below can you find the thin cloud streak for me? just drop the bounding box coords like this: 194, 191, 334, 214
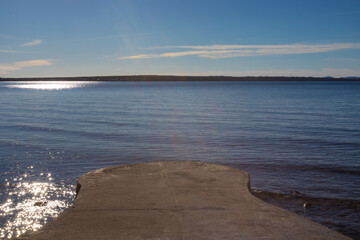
14, 59, 53, 67
0, 65, 19, 73
143, 43, 360, 50
21, 39, 42, 47
118, 50, 252, 59
0, 49, 29, 53
0, 59, 54, 74
120, 43, 360, 59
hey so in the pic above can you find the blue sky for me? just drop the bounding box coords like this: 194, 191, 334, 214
1, 0, 360, 77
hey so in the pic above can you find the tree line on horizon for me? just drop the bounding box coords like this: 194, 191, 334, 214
0, 75, 359, 81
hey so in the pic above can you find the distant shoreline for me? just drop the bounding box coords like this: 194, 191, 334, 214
1, 75, 360, 82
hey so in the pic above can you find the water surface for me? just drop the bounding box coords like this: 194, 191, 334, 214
0, 81, 359, 239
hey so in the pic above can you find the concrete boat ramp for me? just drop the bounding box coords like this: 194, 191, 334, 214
18, 161, 352, 240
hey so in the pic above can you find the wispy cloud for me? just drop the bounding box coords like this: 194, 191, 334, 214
0, 65, 20, 74
0, 59, 54, 74
0, 49, 29, 53
14, 59, 53, 67
118, 49, 253, 59
21, 39, 42, 47
119, 43, 360, 59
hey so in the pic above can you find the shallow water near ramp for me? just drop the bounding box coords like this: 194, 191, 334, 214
0, 80, 359, 239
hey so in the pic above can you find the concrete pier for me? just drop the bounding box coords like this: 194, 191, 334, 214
18, 161, 352, 239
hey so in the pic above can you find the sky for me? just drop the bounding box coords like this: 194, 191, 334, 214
1, 0, 360, 78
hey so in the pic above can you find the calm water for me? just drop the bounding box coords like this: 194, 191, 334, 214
0, 81, 359, 239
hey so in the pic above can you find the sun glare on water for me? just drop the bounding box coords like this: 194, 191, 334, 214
4, 81, 97, 90
0, 171, 75, 239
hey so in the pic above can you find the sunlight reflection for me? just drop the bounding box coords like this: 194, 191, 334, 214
0, 172, 75, 239
4, 81, 97, 90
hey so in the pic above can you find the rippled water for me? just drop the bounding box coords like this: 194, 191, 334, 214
0, 80, 359, 239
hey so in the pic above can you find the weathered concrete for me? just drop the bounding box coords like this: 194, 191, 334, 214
18, 161, 352, 240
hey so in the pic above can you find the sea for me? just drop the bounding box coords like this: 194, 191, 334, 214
0, 80, 359, 239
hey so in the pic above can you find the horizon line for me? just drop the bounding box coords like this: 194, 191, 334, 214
1, 75, 359, 81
